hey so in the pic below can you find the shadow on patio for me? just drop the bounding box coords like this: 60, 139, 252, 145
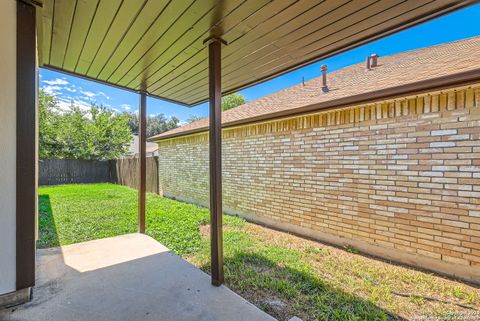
1, 234, 275, 321
36, 194, 59, 248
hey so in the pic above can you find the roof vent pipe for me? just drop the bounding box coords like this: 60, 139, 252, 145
370, 54, 378, 67
321, 64, 328, 93
365, 56, 371, 70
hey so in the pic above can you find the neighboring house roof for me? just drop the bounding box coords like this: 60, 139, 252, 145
146, 145, 159, 154
128, 135, 159, 155
150, 36, 480, 141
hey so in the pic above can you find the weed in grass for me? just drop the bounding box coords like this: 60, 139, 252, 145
344, 245, 360, 254
304, 245, 324, 256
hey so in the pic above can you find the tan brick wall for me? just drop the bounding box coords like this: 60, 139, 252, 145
158, 85, 480, 282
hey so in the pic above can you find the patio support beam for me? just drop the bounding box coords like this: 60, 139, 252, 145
16, 0, 37, 292
207, 36, 225, 286
138, 91, 147, 234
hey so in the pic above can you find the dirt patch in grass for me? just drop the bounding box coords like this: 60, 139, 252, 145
243, 288, 296, 321
199, 224, 209, 239
199, 223, 237, 239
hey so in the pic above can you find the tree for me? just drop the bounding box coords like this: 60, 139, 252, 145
147, 114, 180, 137
184, 93, 246, 124
222, 93, 246, 111
122, 112, 180, 137
39, 90, 133, 160
39, 90, 62, 159
186, 115, 204, 123
123, 112, 139, 135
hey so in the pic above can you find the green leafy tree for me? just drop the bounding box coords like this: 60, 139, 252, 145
222, 93, 246, 111
186, 115, 204, 123
39, 90, 133, 160
147, 114, 180, 137
39, 90, 62, 159
184, 93, 246, 124
123, 112, 180, 137
123, 112, 139, 135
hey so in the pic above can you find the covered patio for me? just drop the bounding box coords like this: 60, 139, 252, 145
1, 0, 478, 319
1, 234, 275, 321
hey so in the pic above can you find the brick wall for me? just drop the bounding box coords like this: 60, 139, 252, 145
158, 85, 480, 282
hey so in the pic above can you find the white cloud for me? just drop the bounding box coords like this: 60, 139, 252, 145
42, 78, 69, 86
64, 87, 77, 93
42, 85, 61, 95
120, 104, 131, 110
56, 99, 73, 111
98, 91, 110, 100
57, 98, 91, 112
80, 90, 96, 98
41, 77, 79, 95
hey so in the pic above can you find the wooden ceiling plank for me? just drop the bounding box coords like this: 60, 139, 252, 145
150, 49, 209, 97
220, 0, 354, 72
164, 42, 282, 99
74, 0, 123, 74
135, 0, 269, 92
273, 0, 406, 49
147, 0, 297, 94
288, 0, 437, 59
85, 0, 148, 77
123, 0, 269, 90
105, 0, 196, 84
149, 47, 208, 95
181, 1, 450, 104
122, 0, 223, 89
159, 44, 276, 99
152, 0, 325, 96
37, 0, 473, 106
220, 0, 411, 83
49, 0, 77, 67
192, 1, 474, 105
96, 0, 171, 80
202, 1, 400, 93
36, 0, 54, 65
62, 0, 99, 70
169, 0, 424, 101
158, 0, 355, 98
295, 1, 449, 62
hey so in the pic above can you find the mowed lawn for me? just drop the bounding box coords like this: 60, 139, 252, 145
38, 184, 479, 321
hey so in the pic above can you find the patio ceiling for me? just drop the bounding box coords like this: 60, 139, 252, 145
36, 0, 473, 106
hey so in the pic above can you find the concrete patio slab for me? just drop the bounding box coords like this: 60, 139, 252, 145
0, 234, 276, 321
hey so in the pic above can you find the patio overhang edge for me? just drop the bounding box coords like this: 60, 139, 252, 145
148, 67, 480, 142
40, 65, 192, 107
37, 0, 476, 107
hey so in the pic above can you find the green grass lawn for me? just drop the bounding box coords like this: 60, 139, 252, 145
38, 183, 479, 321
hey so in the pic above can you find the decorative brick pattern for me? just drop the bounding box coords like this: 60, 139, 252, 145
158, 85, 480, 279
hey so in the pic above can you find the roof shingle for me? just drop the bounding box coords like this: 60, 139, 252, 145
150, 36, 480, 141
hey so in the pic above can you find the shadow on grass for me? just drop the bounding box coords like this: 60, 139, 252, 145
201, 252, 407, 321
37, 194, 59, 248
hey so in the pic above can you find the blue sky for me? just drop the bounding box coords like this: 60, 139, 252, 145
40, 4, 480, 122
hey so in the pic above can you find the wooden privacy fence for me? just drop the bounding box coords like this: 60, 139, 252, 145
115, 157, 159, 194
39, 157, 159, 194
39, 159, 114, 185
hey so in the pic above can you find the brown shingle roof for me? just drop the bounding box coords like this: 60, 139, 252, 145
150, 36, 480, 141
